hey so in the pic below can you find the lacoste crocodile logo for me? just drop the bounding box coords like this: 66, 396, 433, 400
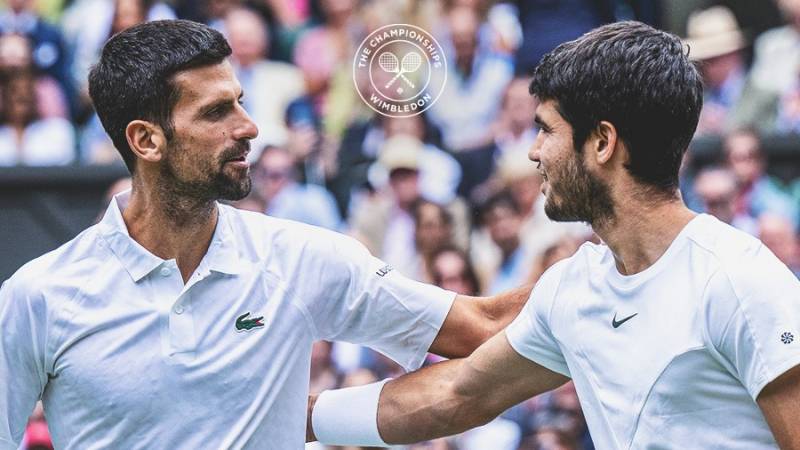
235, 312, 265, 332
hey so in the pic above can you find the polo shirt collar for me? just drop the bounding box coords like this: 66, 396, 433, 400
204, 205, 242, 276
98, 190, 242, 282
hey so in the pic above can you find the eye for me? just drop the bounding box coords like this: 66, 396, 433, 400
206, 103, 232, 119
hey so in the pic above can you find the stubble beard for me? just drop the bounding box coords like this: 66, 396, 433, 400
160, 139, 253, 204
543, 152, 614, 227
155, 139, 253, 226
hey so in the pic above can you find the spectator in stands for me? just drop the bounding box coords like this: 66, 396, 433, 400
0, 0, 74, 115
293, 0, 367, 138
309, 341, 341, 394
758, 213, 800, 278
526, 235, 585, 286
470, 149, 590, 291
723, 129, 798, 227
512, 0, 615, 75
481, 191, 527, 295
351, 134, 470, 274
0, 33, 68, 119
283, 98, 331, 186
248, 145, 342, 230
350, 135, 424, 276
67, 0, 175, 112
527, 427, 579, 450
0, 70, 74, 166
225, 7, 305, 150
494, 77, 539, 158
429, 245, 481, 296
427, 5, 514, 152
336, 113, 460, 217
457, 76, 538, 200
693, 166, 758, 235
75, 0, 174, 164
684, 6, 748, 136
748, 0, 800, 95
411, 199, 454, 282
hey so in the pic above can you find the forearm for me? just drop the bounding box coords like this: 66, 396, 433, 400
310, 333, 561, 446
378, 358, 492, 444
480, 284, 533, 332
309, 359, 492, 445
430, 285, 532, 359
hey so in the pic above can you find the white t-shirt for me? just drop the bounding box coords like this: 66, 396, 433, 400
506, 214, 800, 449
0, 191, 454, 449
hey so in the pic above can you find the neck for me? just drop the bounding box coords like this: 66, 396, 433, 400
592, 193, 696, 276
123, 178, 218, 282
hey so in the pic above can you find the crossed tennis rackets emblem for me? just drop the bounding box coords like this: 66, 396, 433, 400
378, 51, 423, 91
353, 23, 447, 117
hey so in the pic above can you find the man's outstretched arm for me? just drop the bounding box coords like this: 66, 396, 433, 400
428, 285, 532, 358
757, 364, 800, 450
309, 331, 568, 445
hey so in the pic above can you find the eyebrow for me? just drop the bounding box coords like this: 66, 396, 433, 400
534, 114, 549, 129
198, 91, 244, 118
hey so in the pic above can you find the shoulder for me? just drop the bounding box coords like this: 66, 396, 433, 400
531, 244, 597, 307
221, 204, 366, 261
686, 215, 772, 279
687, 216, 798, 309
3, 224, 106, 305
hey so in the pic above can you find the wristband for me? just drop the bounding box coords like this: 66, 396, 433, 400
311, 378, 391, 446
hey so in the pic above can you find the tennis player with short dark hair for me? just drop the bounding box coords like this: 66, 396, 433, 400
0, 20, 528, 449
309, 21, 800, 449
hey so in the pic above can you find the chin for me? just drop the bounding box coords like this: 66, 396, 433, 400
216, 176, 252, 201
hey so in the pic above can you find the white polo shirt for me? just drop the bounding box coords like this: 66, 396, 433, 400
0, 191, 454, 450
506, 214, 800, 449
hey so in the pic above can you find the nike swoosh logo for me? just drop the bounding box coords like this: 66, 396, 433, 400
612, 312, 638, 328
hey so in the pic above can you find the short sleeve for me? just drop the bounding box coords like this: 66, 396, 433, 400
0, 276, 48, 447
704, 244, 800, 400
295, 231, 454, 372
505, 261, 570, 377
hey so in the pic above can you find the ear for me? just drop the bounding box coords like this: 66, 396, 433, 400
125, 120, 167, 164
591, 120, 619, 166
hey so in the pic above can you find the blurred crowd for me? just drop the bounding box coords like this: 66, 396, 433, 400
10, 0, 800, 449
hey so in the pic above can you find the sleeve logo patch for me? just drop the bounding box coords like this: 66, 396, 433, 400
375, 265, 394, 277
781, 332, 794, 344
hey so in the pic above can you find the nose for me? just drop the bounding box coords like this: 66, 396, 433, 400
234, 103, 259, 141
529, 131, 543, 165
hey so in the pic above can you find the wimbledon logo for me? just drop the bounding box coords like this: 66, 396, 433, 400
353, 23, 447, 118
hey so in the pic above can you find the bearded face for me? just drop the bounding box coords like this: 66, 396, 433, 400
542, 146, 614, 226
159, 136, 252, 203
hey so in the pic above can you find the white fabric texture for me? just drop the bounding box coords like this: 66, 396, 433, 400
312, 379, 390, 446
506, 214, 800, 449
0, 190, 454, 449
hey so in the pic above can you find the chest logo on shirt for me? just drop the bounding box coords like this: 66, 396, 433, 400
611, 312, 638, 329
235, 312, 265, 332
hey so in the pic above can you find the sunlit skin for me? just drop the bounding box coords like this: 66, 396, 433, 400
529, 100, 614, 226
122, 59, 258, 282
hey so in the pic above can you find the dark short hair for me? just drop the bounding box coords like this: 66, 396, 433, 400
429, 245, 481, 296
482, 190, 521, 222
412, 199, 453, 227
88, 20, 232, 173
529, 21, 703, 192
